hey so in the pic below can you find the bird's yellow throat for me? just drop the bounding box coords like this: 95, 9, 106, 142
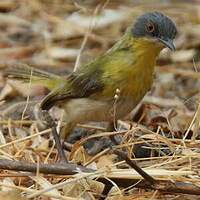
101, 36, 163, 99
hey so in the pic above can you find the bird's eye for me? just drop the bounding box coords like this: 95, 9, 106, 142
145, 22, 155, 33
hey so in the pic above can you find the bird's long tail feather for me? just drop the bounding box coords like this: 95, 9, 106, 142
5, 64, 65, 90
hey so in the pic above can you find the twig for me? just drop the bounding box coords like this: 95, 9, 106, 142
97, 177, 200, 196
0, 182, 76, 200
0, 128, 51, 149
27, 170, 104, 199
0, 159, 93, 174
73, 5, 100, 72
0, 120, 36, 125
0, 159, 200, 195
41, 110, 68, 163
113, 149, 156, 185
77, 124, 106, 131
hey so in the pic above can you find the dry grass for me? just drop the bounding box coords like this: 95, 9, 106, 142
0, 0, 200, 199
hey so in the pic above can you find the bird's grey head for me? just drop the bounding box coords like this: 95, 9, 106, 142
132, 12, 177, 50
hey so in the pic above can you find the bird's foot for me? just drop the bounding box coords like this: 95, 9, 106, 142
41, 109, 68, 163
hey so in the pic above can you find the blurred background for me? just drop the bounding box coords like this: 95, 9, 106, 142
0, 1, 199, 199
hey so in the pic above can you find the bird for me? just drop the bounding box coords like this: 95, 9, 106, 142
6, 11, 177, 152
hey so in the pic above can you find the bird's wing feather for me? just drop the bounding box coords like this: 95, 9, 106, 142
40, 38, 133, 110
40, 68, 104, 110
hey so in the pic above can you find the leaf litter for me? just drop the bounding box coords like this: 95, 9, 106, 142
0, 0, 200, 199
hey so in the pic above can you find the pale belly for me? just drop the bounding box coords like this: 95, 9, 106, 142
62, 97, 138, 125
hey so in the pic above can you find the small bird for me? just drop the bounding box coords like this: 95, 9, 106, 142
6, 12, 177, 141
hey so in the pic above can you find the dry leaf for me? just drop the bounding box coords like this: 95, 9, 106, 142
0, 191, 25, 200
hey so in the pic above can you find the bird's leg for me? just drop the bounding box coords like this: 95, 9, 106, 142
40, 110, 68, 163
107, 121, 121, 145
60, 122, 75, 141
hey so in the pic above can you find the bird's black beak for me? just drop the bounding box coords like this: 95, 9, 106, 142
158, 38, 175, 51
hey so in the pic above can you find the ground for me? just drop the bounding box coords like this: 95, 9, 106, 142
0, 0, 200, 199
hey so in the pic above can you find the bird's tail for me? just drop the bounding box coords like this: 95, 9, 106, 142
5, 64, 65, 90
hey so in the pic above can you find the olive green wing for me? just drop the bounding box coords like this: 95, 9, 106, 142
39, 38, 133, 111
40, 68, 104, 110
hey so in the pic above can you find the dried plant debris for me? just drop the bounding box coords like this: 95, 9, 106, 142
0, 0, 199, 199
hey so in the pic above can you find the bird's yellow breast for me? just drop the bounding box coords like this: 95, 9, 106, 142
101, 37, 162, 101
